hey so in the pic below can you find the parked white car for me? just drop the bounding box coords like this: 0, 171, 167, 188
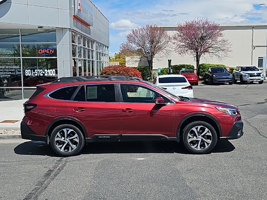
154, 74, 194, 98
233, 66, 264, 84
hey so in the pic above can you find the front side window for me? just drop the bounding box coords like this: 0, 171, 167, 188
121, 84, 162, 103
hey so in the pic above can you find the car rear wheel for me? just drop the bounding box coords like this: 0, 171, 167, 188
50, 124, 85, 156
182, 121, 218, 154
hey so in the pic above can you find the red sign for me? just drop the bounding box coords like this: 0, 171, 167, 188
38, 48, 55, 56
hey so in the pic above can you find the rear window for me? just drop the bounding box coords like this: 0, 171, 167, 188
181, 70, 194, 73
159, 77, 187, 83
49, 86, 78, 100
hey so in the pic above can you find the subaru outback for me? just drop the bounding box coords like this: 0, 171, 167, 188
21, 76, 243, 156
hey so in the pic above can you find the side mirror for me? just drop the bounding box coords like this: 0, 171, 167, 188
155, 97, 166, 105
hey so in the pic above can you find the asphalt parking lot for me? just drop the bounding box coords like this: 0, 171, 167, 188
0, 82, 266, 200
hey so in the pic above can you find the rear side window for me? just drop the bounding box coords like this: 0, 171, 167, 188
49, 86, 78, 100
159, 77, 187, 83
86, 84, 115, 102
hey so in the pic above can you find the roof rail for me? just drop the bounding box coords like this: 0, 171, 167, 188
53, 75, 142, 83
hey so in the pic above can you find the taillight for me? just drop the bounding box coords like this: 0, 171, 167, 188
182, 85, 193, 90
24, 103, 37, 113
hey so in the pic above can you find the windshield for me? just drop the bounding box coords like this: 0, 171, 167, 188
241, 66, 258, 71
145, 81, 180, 101
211, 67, 227, 73
159, 77, 187, 83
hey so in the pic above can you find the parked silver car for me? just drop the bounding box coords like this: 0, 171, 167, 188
233, 66, 264, 84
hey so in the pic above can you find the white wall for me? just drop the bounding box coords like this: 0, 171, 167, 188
0, 0, 71, 28
126, 24, 267, 70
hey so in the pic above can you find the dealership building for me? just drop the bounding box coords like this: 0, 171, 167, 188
126, 24, 267, 77
0, 0, 109, 100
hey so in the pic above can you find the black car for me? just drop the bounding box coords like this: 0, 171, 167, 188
204, 67, 233, 84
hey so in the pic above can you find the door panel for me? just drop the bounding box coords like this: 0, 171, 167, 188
121, 103, 176, 137
120, 84, 176, 137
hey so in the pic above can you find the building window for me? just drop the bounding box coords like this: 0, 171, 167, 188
0, 29, 57, 99
71, 31, 108, 77
258, 57, 263, 68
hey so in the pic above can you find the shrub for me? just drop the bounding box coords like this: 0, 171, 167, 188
158, 68, 168, 75
100, 65, 142, 79
171, 64, 195, 74
133, 66, 151, 80
158, 64, 194, 75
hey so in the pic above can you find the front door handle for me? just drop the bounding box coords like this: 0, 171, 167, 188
73, 107, 85, 112
122, 108, 133, 113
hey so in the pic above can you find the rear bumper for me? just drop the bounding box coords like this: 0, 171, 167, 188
223, 121, 244, 139
20, 121, 47, 142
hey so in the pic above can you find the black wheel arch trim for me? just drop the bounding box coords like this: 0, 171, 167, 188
45, 117, 88, 138
176, 113, 222, 142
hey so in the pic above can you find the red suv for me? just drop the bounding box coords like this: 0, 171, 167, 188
21, 76, 243, 156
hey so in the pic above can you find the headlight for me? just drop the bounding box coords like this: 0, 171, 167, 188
242, 73, 249, 78
216, 107, 237, 115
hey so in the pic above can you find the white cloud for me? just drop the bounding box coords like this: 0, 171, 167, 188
110, 19, 139, 30
95, 0, 267, 54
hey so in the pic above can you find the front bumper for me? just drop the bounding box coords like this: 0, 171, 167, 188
243, 77, 264, 82
223, 121, 244, 139
21, 121, 47, 142
213, 77, 232, 83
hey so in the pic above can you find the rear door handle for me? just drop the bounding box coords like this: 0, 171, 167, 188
122, 108, 133, 113
73, 107, 85, 112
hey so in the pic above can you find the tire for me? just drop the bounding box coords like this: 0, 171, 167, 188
50, 124, 85, 156
232, 76, 237, 84
259, 80, 263, 84
240, 76, 244, 84
182, 121, 218, 154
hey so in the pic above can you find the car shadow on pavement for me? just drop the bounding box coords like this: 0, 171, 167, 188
83, 139, 235, 154
14, 139, 235, 156
14, 141, 56, 156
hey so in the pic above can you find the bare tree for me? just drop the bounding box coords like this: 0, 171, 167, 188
173, 19, 230, 76
120, 25, 170, 77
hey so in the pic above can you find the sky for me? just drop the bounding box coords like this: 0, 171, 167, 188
92, 0, 267, 57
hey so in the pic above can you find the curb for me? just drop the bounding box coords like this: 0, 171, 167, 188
0, 134, 21, 139
0, 129, 21, 139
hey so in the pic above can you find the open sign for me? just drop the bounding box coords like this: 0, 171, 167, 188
38, 48, 55, 56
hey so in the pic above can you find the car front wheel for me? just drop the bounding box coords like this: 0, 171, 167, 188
182, 121, 218, 154
50, 124, 85, 156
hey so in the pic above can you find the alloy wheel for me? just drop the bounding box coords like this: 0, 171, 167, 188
54, 128, 80, 153
187, 125, 212, 151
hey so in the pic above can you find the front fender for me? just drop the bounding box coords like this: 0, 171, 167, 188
176, 113, 222, 142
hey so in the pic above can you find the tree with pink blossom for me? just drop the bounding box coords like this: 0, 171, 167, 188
173, 19, 230, 77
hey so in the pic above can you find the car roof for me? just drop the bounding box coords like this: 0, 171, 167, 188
158, 74, 186, 78
51, 76, 142, 84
